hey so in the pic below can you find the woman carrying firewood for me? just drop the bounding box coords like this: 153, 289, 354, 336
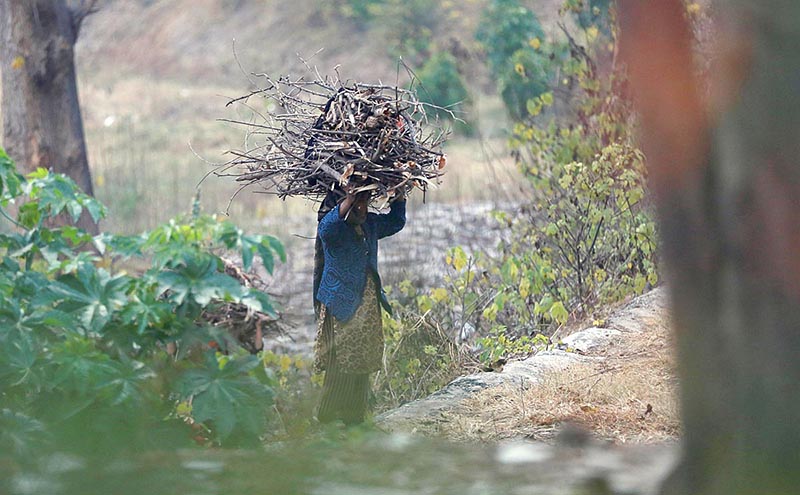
313, 185, 406, 425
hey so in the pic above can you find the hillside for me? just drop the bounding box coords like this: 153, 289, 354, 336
77, 0, 400, 85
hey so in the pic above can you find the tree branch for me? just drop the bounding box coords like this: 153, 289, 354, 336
70, 0, 100, 38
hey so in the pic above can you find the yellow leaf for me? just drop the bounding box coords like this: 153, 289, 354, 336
417, 295, 433, 313
450, 247, 468, 271
11, 56, 24, 70
586, 26, 599, 42
514, 63, 526, 77
519, 278, 531, 299
279, 354, 292, 373
175, 401, 192, 416
528, 37, 541, 50
431, 287, 449, 303
686, 2, 701, 14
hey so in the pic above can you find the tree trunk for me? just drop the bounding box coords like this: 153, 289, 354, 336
619, 1, 800, 494
0, 0, 97, 233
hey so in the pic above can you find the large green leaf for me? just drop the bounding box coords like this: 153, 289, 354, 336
177, 354, 273, 440
48, 265, 131, 333
157, 253, 243, 307
0, 409, 49, 458
24, 168, 106, 224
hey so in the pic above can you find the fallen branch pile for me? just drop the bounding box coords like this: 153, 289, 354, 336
200, 257, 285, 354
217, 73, 449, 205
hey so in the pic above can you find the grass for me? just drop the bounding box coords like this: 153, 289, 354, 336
437, 307, 680, 444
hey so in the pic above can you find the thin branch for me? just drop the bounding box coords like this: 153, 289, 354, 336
70, 0, 100, 38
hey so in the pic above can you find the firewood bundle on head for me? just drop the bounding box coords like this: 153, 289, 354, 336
218, 73, 449, 206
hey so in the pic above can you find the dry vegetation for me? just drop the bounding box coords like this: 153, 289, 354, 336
439, 312, 680, 444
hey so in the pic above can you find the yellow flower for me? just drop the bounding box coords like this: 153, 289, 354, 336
11, 56, 24, 70
528, 37, 541, 50
514, 63, 526, 78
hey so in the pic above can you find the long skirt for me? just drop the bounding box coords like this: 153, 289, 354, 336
314, 275, 384, 424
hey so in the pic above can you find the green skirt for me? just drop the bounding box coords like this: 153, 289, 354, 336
314, 274, 384, 374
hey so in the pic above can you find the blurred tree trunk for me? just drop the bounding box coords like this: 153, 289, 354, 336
619, 1, 800, 494
0, 0, 98, 233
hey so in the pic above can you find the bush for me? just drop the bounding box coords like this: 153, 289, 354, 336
475, 0, 546, 74
373, 277, 474, 409
388, 6, 658, 364
0, 150, 285, 454
498, 48, 552, 121
490, 10, 658, 332
415, 51, 472, 134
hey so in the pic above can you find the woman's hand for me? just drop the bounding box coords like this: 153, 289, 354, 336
338, 186, 357, 219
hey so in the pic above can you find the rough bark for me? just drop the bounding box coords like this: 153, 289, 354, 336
0, 0, 97, 233
619, 1, 800, 494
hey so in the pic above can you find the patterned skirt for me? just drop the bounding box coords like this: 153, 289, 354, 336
314, 273, 384, 374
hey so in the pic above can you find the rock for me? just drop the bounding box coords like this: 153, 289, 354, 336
560, 327, 622, 354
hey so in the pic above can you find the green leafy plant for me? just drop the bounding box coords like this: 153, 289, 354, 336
387, 2, 658, 367
0, 149, 285, 455
475, 0, 546, 74
374, 274, 474, 409
485, 3, 657, 333
415, 51, 472, 134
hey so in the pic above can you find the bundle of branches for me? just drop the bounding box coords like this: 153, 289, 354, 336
218, 73, 449, 205
200, 257, 285, 354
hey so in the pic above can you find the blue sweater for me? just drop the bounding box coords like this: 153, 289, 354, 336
316, 200, 406, 322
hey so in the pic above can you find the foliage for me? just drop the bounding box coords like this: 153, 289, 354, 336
498, 48, 553, 121
373, 277, 473, 409
384, 0, 440, 63
386, 2, 658, 362
562, 0, 612, 34
475, 0, 559, 120
334, 0, 386, 23
484, 3, 658, 334
414, 51, 472, 134
260, 350, 321, 439
0, 149, 285, 455
475, 0, 546, 74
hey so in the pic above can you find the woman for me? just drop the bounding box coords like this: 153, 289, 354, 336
314, 187, 406, 425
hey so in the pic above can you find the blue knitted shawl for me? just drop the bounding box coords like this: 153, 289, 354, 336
315, 200, 406, 322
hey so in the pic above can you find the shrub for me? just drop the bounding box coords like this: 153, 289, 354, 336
415, 51, 472, 134
373, 276, 474, 410
475, 0, 546, 74
498, 48, 552, 121
485, 6, 658, 334
0, 150, 285, 454
389, 4, 659, 365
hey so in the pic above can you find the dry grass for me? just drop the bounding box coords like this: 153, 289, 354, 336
439, 317, 680, 444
